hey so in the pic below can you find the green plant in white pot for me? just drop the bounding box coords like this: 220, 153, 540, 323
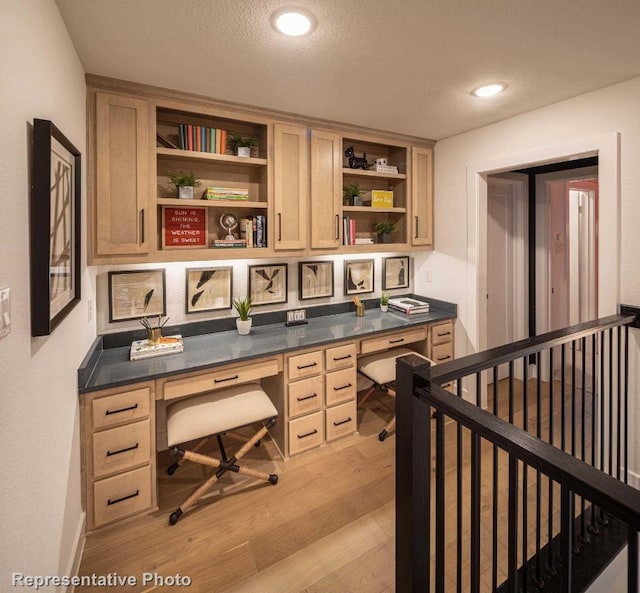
232, 297, 253, 335
229, 132, 257, 157
380, 292, 391, 312
168, 171, 200, 200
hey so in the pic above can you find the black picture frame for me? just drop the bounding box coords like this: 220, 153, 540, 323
382, 256, 410, 290
248, 263, 288, 306
344, 259, 375, 295
185, 267, 233, 313
30, 119, 81, 337
108, 269, 166, 322
298, 260, 334, 300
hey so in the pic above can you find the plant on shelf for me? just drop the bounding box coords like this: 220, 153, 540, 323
380, 292, 391, 312
232, 297, 253, 335
373, 221, 398, 243
343, 183, 363, 206
229, 132, 258, 157
168, 170, 201, 200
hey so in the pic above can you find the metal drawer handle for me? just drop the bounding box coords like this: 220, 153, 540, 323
297, 362, 318, 370
296, 393, 318, 402
437, 355, 452, 361
297, 429, 318, 439
333, 383, 352, 391
106, 443, 139, 457
414, 216, 419, 239
389, 338, 405, 344
105, 403, 138, 416
333, 354, 352, 361
214, 374, 239, 383
333, 417, 352, 427
107, 490, 139, 506
335, 214, 340, 240
437, 331, 451, 337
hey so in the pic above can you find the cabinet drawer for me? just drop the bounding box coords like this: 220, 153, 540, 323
92, 419, 151, 479
431, 320, 454, 346
325, 343, 357, 371
287, 350, 323, 381
325, 367, 357, 407
288, 411, 324, 456
92, 387, 151, 431
93, 465, 152, 528
431, 342, 454, 364
288, 375, 323, 418
163, 358, 279, 400
360, 328, 427, 355
326, 401, 357, 442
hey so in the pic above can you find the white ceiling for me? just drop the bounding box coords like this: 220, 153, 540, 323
55, 0, 640, 140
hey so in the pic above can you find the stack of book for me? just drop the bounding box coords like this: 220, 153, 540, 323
211, 238, 247, 248
343, 216, 357, 245
375, 164, 399, 174
354, 237, 374, 245
177, 125, 232, 155
130, 335, 184, 361
205, 187, 249, 200
388, 297, 430, 315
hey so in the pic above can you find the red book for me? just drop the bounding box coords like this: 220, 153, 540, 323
349, 219, 356, 245
187, 125, 193, 151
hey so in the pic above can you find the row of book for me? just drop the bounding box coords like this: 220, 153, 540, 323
240, 215, 267, 247
342, 217, 374, 245
205, 187, 249, 200
388, 297, 430, 315
177, 124, 229, 154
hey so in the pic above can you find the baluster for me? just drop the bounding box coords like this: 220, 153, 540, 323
589, 333, 600, 535
470, 373, 481, 593
561, 344, 567, 452
522, 357, 529, 592
628, 528, 639, 593
579, 336, 589, 544
508, 455, 519, 593
599, 331, 609, 526
548, 346, 557, 574
534, 352, 544, 587
457, 377, 463, 593
509, 360, 515, 424
435, 409, 445, 593
609, 328, 614, 478
492, 365, 499, 593
624, 325, 629, 484
617, 326, 622, 481
560, 485, 574, 593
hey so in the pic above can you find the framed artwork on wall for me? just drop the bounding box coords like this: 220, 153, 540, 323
108, 269, 166, 322
185, 267, 232, 313
299, 261, 334, 300
30, 118, 81, 336
344, 259, 374, 295
248, 263, 288, 306
383, 256, 410, 290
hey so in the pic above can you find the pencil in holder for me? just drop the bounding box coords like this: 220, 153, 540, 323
356, 303, 366, 317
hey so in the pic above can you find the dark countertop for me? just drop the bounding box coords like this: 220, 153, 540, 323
79, 300, 456, 394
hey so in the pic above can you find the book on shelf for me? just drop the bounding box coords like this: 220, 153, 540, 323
211, 239, 247, 248
240, 217, 254, 247
205, 187, 249, 200
354, 237, 374, 245
156, 132, 179, 149
130, 335, 184, 361
388, 297, 430, 314
375, 164, 399, 174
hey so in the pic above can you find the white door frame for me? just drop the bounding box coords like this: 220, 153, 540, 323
465, 133, 619, 405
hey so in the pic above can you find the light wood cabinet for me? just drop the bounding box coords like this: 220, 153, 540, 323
94, 92, 150, 259
411, 146, 434, 247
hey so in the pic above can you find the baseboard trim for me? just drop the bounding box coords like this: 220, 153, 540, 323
59, 512, 85, 593
627, 470, 640, 490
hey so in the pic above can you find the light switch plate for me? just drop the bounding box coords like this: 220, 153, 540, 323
0, 285, 10, 339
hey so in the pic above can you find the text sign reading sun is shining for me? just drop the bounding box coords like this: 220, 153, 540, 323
163, 207, 207, 248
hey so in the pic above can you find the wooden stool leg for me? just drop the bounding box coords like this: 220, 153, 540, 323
167, 436, 209, 476
378, 386, 397, 441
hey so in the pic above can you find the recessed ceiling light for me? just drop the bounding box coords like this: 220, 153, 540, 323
273, 9, 314, 36
471, 83, 507, 97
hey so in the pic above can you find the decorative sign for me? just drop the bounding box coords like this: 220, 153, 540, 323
162, 206, 207, 248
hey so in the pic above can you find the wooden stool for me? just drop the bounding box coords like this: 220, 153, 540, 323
166, 383, 278, 525
358, 347, 433, 441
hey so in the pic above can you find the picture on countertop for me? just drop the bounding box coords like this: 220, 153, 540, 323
344, 259, 374, 295
108, 269, 166, 322
383, 256, 410, 290
186, 267, 232, 313
299, 261, 334, 300
249, 263, 288, 306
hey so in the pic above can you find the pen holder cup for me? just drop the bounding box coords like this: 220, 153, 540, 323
148, 328, 162, 345
355, 303, 366, 317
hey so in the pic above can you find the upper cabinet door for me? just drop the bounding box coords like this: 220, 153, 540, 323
310, 129, 342, 249
273, 123, 308, 250
94, 92, 150, 257
411, 146, 434, 247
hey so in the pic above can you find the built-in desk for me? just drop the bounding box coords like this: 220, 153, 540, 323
78, 303, 455, 531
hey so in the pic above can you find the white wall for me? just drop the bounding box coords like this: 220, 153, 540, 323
414, 76, 640, 475
0, 0, 94, 590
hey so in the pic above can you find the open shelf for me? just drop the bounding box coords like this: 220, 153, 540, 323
341, 167, 406, 180
157, 147, 267, 167
158, 198, 267, 209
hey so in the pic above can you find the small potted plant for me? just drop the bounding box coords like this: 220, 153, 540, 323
373, 221, 398, 243
168, 171, 200, 200
232, 297, 253, 335
380, 292, 391, 312
229, 132, 258, 157
343, 183, 363, 206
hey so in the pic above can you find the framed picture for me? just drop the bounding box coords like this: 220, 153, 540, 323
248, 263, 288, 306
344, 259, 374, 295
30, 119, 81, 336
185, 267, 232, 313
299, 261, 334, 300
383, 256, 410, 290
108, 269, 166, 322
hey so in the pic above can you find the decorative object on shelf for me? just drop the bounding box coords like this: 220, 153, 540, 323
249, 263, 288, 306
108, 269, 166, 322
371, 189, 394, 208
343, 183, 363, 206
285, 308, 308, 326
130, 333, 183, 361
388, 297, 430, 315
352, 296, 365, 317
185, 267, 232, 313
373, 158, 398, 173
162, 206, 207, 249
344, 146, 369, 169
383, 256, 410, 290
30, 118, 81, 337
232, 297, 253, 334
380, 292, 390, 312
219, 212, 239, 240
373, 221, 398, 243
344, 259, 374, 296
168, 170, 201, 200
139, 315, 170, 345
299, 260, 334, 300
229, 131, 258, 157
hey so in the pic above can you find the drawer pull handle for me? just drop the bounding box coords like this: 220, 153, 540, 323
333, 383, 353, 391
106, 443, 139, 457
333, 354, 353, 361
437, 355, 452, 361
333, 417, 352, 427
107, 490, 139, 506
437, 331, 451, 337
389, 338, 405, 344
105, 403, 138, 416
297, 362, 318, 370
297, 429, 318, 440
296, 393, 318, 402
214, 375, 239, 383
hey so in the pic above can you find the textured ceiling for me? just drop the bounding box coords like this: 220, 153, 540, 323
55, 0, 640, 140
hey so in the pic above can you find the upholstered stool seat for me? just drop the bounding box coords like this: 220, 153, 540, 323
166, 383, 278, 525
358, 348, 433, 441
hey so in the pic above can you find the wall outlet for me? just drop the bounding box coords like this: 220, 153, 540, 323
425, 270, 433, 283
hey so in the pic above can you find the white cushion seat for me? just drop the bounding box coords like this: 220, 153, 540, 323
167, 383, 277, 447
358, 347, 432, 385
